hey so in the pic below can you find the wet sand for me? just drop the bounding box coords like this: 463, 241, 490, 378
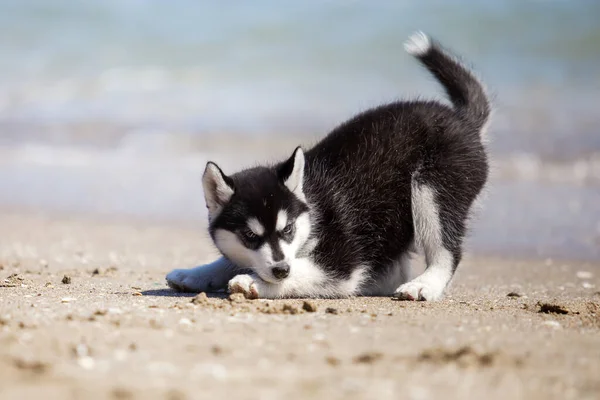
1, 212, 599, 400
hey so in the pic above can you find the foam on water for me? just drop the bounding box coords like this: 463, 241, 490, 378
0, 141, 598, 261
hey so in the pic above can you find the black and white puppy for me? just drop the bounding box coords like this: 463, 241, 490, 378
167, 31, 490, 300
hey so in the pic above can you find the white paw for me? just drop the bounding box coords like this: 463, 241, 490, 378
228, 274, 259, 299
394, 280, 444, 301
166, 267, 226, 293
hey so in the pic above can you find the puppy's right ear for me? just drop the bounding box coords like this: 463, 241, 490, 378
202, 162, 234, 219
278, 146, 305, 200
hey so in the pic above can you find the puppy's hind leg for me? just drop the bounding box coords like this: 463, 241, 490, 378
395, 182, 461, 301
361, 254, 412, 296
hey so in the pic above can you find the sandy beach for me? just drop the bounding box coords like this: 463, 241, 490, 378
1, 212, 599, 400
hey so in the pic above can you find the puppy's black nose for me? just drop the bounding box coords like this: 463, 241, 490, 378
272, 263, 290, 280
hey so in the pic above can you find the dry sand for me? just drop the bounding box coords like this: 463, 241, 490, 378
1, 212, 599, 400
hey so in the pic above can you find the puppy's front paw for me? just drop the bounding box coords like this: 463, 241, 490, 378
228, 274, 259, 300
394, 280, 444, 301
166, 267, 223, 293
166, 260, 235, 293
166, 269, 202, 292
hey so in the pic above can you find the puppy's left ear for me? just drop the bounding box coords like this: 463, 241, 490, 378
278, 146, 305, 198
202, 161, 234, 218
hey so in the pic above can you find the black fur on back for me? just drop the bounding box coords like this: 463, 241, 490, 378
302, 99, 488, 281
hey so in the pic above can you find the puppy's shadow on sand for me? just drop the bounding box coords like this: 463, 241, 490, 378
141, 288, 228, 299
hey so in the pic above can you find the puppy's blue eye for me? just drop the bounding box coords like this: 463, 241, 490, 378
282, 224, 294, 235
242, 229, 259, 241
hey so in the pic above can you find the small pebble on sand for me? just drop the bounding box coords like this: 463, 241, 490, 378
538, 302, 569, 315
576, 271, 593, 280
353, 352, 383, 364
61, 297, 76, 303
78, 356, 95, 370
302, 301, 318, 312
191, 292, 209, 304
325, 307, 338, 315
325, 356, 340, 366
228, 293, 246, 303
62, 275, 72, 284
282, 304, 300, 314
313, 333, 326, 342
543, 320, 561, 329
72, 344, 90, 358
13, 358, 48, 374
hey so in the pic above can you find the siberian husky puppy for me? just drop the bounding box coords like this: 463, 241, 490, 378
166, 31, 490, 301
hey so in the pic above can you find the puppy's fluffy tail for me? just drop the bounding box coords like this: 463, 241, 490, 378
404, 31, 491, 132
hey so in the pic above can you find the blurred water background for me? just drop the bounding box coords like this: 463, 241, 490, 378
0, 0, 598, 260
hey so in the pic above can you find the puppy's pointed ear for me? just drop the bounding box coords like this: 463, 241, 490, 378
202, 162, 234, 217
278, 146, 305, 198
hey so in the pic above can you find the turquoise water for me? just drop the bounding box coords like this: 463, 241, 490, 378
0, 1, 598, 260
1, 0, 599, 153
